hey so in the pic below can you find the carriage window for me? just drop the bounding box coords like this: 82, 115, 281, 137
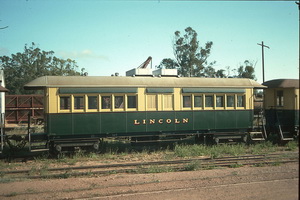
127, 95, 137, 109
147, 95, 157, 109
164, 95, 173, 109
115, 96, 124, 109
74, 96, 84, 109
60, 96, 70, 110
194, 95, 203, 108
183, 96, 191, 108
88, 96, 98, 109
276, 90, 284, 107
237, 95, 245, 107
227, 95, 234, 107
205, 95, 214, 107
216, 96, 224, 107
101, 96, 111, 109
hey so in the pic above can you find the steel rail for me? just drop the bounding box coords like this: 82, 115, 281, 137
15, 159, 299, 180
3, 152, 298, 175
1, 152, 298, 180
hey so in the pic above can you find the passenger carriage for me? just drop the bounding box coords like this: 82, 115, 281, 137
263, 79, 299, 142
24, 75, 265, 152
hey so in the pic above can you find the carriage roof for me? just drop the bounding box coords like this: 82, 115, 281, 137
263, 79, 299, 89
24, 76, 266, 89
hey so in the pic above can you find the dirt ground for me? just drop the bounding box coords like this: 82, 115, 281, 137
0, 162, 298, 200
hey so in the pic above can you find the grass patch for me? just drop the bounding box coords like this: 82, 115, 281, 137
248, 141, 277, 155
285, 141, 298, 151
5, 192, 18, 197
254, 163, 266, 167
184, 161, 201, 171
174, 143, 247, 158
145, 165, 174, 173
229, 163, 243, 168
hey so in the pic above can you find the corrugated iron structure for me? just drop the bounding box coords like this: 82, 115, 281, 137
5, 95, 44, 124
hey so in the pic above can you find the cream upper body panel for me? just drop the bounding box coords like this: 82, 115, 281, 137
26, 76, 264, 114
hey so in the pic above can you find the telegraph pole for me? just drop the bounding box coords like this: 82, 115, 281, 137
296, 1, 299, 111
257, 41, 270, 83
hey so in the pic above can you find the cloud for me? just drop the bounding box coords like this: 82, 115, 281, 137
58, 49, 110, 61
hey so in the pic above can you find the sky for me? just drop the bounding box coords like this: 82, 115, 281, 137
0, 0, 299, 84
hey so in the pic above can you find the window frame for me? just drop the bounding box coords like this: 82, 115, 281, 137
73, 95, 85, 111
87, 95, 98, 110
163, 94, 174, 110
59, 95, 71, 111
204, 95, 214, 108
216, 95, 224, 108
101, 95, 112, 110
127, 95, 137, 109
183, 95, 192, 109
237, 95, 245, 108
276, 90, 284, 107
226, 94, 235, 108
194, 94, 203, 109
146, 94, 158, 111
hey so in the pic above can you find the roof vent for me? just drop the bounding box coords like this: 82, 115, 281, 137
152, 68, 178, 77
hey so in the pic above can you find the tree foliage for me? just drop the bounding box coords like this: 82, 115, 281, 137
158, 27, 256, 80
158, 27, 215, 77
235, 60, 256, 80
0, 43, 85, 94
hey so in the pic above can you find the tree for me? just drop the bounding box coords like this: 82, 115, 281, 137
234, 60, 256, 80
158, 27, 215, 77
0, 43, 86, 94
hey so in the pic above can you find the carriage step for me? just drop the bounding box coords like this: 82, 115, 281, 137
281, 138, 294, 141
30, 144, 49, 152
249, 132, 265, 141
280, 132, 294, 141
30, 148, 49, 152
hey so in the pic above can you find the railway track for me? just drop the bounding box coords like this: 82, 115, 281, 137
1, 152, 298, 180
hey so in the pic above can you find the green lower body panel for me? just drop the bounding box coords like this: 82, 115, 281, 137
46, 110, 253, 138
265, 109, 299, 129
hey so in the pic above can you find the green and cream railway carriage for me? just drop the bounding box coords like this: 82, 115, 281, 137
24, 76, 265, 151
263, 79, 299, 141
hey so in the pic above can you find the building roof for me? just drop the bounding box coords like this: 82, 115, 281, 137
262, 79, 299, 89
24, 76, 266, 90
0, 85, 9, 92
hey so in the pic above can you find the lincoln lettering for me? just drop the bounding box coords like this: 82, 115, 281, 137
134, 118, 189, 125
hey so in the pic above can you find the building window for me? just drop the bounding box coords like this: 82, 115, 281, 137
115, 96, 124, 109
101, 96, 111, 109
226, 95, 234, 107
60, 96, 70, 110
276, 90, 284, 107
74, 96, 84, 109
88, 96, 98, 109
216, 96, 224, 107
127, 95, 137, 109
194, 95, 203, 108
205, 95, 214, 107
237, 95, 245, 107
183, 96, 191, 108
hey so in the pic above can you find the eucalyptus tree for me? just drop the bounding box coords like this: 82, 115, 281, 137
0, 43, 85, 94
158, 27, 215, 77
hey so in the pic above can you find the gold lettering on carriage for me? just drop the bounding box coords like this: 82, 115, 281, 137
134, 118, 189, 125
